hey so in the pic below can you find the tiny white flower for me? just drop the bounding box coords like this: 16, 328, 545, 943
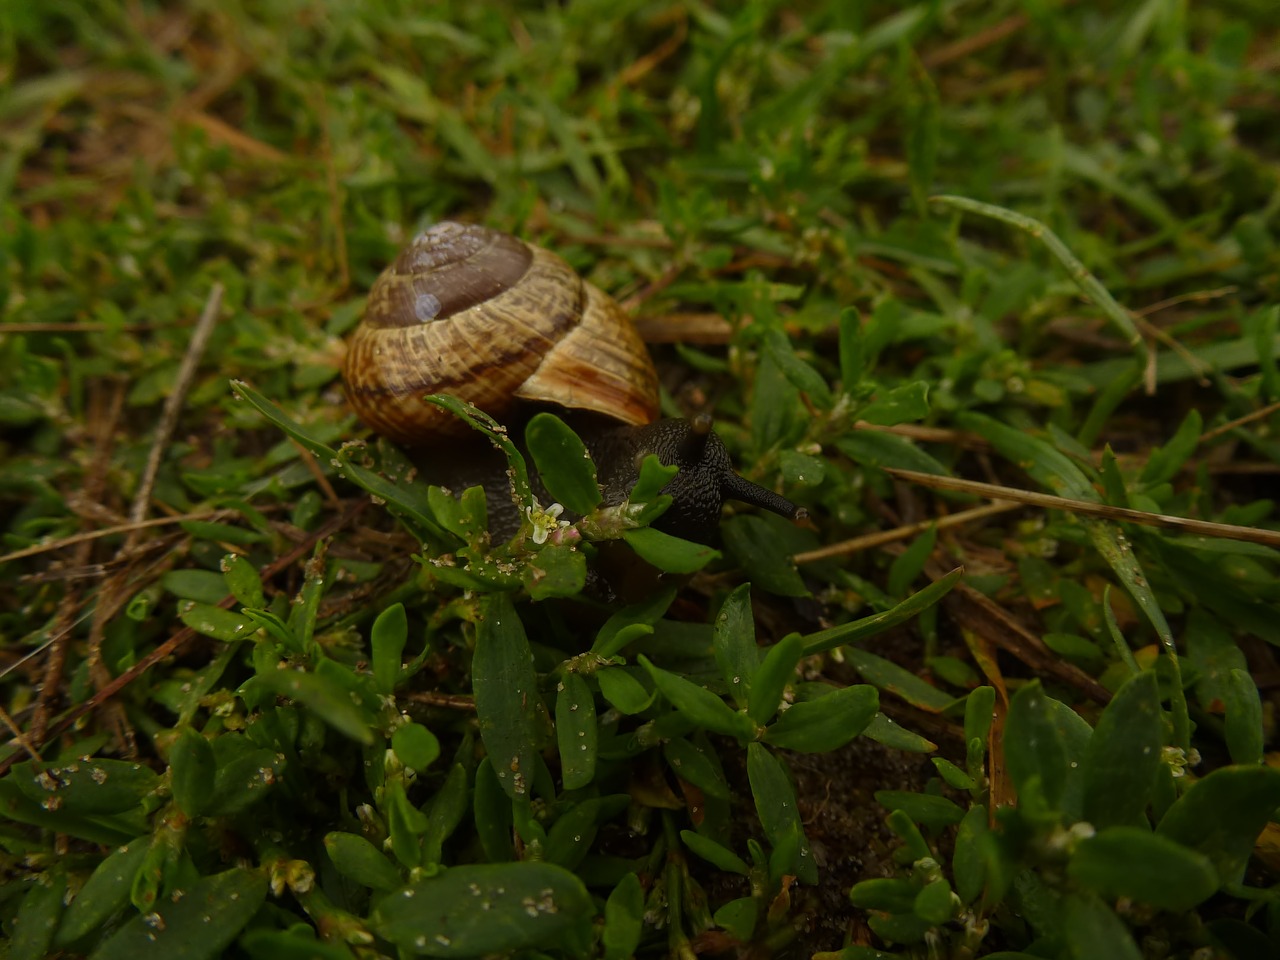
526, 500, 567, 544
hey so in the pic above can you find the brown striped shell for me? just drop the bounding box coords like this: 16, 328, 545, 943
342, 222, 660, 445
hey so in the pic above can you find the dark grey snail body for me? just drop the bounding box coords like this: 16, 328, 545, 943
342, 221, 805, 544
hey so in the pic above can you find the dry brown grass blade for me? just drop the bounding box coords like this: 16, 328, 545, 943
0, 501, 367, 778
885, 468, 1280, 548
793, 502, 1021, 564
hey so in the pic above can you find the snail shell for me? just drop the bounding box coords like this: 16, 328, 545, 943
342, 222, 660, 445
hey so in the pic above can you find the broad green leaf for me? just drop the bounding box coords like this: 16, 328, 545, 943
844, 648, 956, 712
90, 868, 267, 960
1004, 681, 1066, 811
931, 758, 976, 792
1157, 765, 1280, 883
257, 668, 376, 745
713, 582, 757, 708
804, 568, 961, 654
680, 834, 747, 880
1068, 827, 1218, 910
592, 585, 675, 657
1062, 893, 1142, 960
521, 541, 588, 599
372, 862, 592, 957
11, 758, 159, 815
179, 603, 257, 643
474, 593, 544, 799
849, 877, 920, 912
391, 722, 440, 772
371, 602, 408, 695
747, 742, 818, 884
602, 872, 644, 960
422, 763, 470, 865
170, 727, 215, 818
206, 735, 285, 816
713, 897, 758, 942
639, 656, 757, 741
914, 877, 955, 925
862, 713, 937, 753
874, 791, 965, 831
12, 873, 67, 960
220, 554, 264, 608
858, 381, 930, 427
764, 684, 878, 752
54, 840, 149, 947
953, 805, 989, 905
473, 759, 514, 863
748, 633, 804, 724
836, 430, 949, 476
556, 673, 598, 791
721, 513, 809, 597
597, 667, 654, 714
887, 526, 936, 597
623, 527, 720, 573
765, 327, 833, 409
324, 831, 403, 892
1082, 670, 1162, 829
838, 306, 866, 390
957, 411, 1098, 501
526, 412, 601, 514
545, 795, 628, 869
163, 569, 229, 603
663, 736, 729, 800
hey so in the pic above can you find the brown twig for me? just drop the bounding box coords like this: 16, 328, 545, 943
793, 502, 1021, 564
1198, 399, 1280, 445
129, 283, 224, 527
884, 468, 1280, 548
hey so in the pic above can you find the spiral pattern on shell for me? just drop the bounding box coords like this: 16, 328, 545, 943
342, 222, 660, 445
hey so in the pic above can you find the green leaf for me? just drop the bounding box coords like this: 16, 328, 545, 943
545, 795, 628, 869
838, 306, 866, 391
54, 840, 149, 947
862, 713, 937, 753
90, 868, 268, 960
804, 568, 961, 655
1139, 409, 1202, 487
179, 603, 257, 643
205, 735, 284, 816
874, 791, 965, 831
257, 668, 376, 745
622, 526, 720, 573
12, 873, 67, 960
957, 411, 1098, 501
392, 722, 441, 772
1004, 681, 1067, 811
163, 569, 230, 603
953, 805, 989, 905
663, 736, 730, 800
858, 381, 930, 427
1157, 765, 1280, 884
324, 831, 404, 892
764, 684, 878, 752
556, 672, 598, 791
521, 541, 588, 599
372, 862, 592, 957
714, 897, 758, 941
721, 513, 809, 596
422, 763, 470, 866
597, 667, 654, 715
748, 633, 803, 724
220, 554, 264, 608
836, 430, 950, 476
1068, 827, 1218, 911
526, 412, 601, 514
764, 327, 833, 409
371, 602, 409, 695
474, 593, 544, 799
888, 526, 936, 597
914, 877, 955, 925
844, 648, 956, 712
747, 742, 818, 884
592, 585, 675, 657
1081, 670, 1162, 829
1061, 893, 1142, 960
170, 727, 215, 818
602, 872, 644, 960
11, 758, 160, 815
713, 582, 757, 709
640, 656, 757, 741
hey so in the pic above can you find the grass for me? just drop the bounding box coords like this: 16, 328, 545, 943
2, 2, 1280, 958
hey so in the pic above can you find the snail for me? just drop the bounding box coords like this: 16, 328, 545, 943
342, 221, 805, 544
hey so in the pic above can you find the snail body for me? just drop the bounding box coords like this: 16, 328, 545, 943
341, 221, 803, 543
